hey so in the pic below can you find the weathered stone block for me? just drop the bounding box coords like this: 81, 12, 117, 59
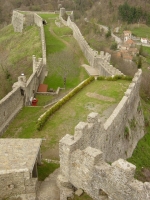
75, 189, 83, 196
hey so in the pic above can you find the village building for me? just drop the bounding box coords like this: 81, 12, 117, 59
118, 31, 139, 61
141, 37, 148, 44
123, 30, 132, 42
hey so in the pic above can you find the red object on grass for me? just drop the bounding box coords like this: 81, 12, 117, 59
32, 98, 38, 106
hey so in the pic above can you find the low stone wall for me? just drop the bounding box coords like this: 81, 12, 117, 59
0, 87, 24, 135
59, 10, 122, 77
58, 69, 147, 199
0, 169, 37, 199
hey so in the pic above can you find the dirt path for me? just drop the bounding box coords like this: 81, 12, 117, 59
49, 26, 85, 65
49, 27, 70, 47
37, 169, 60, 200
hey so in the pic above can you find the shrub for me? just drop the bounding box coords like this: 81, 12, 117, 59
37, 76, 94, 130
110, 42, 117, 50
124, 126, 129, 139
97, 75, 132, 81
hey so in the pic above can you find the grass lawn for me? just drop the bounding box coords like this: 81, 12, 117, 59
0, 24, 42, 99
130, 24, 150, 39
38, 13, 89, 89
35, 94, 55, 106
39, 14, 66, 54
3, 79, 130, 160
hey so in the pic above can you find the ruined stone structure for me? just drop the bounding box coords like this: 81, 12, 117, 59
58, 69, 149, 200
0, 139, 42, 199
59, 8, 123, 77
1, 10, 149, 200
0, 11, 47, 135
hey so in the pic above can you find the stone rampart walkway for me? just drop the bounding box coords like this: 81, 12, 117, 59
82, 64, 99, 76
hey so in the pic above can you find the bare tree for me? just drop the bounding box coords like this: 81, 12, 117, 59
48, 48, 79, 88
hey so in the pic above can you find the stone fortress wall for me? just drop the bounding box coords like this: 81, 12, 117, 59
0, 11, 47, 135
0, 87, 24, 136
58, 69, 149, 200
0, 169, 37, 199
59, 8, 123, 77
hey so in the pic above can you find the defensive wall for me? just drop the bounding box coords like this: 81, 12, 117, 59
58, 69, 148, 199
59, 8, 123, 77
0, 11, 47, 135
0, 87, 24, 135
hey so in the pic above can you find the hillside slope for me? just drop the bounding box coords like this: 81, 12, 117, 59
0, 25, 41, 99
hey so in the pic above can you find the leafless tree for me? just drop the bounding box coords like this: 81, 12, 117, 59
48, 48, 79, 88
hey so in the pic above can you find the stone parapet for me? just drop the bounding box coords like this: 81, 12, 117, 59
59, 69, 146, 199
59, 147, 150, 200
59, 12, 123, 77
0, 11, 47, 135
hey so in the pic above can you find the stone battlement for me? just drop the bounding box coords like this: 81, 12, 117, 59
59, 69, 146, 199
0, 11, 47, 135
60, 69, 144, 162
59, 8, 123, 77
58, 147, 150, 200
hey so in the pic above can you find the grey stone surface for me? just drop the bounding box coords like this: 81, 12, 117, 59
12, 11, 24, 32
0, 139, 42, 199
37, 169, 60, 200
0, 139, 42, 171
75, 189, 83, 196
58, 69, 149, 200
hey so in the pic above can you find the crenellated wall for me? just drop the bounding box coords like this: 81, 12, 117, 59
0, 11, 47, 135
58, 148, 150, 200
59, 9, 123, 77
58, 69, 147, 199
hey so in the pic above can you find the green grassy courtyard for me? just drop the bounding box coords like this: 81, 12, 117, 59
3, 79, 130, 160
2, 13, 150, 194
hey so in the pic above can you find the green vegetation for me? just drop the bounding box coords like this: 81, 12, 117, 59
38, 160, 60, 181
124, 126, 129, 139
129, 118, 136, 129
35, 94, 54, 106
37, 77, 94, 130
44, 67, 89, 90
127, 99, 150, 182
38, 13, 89, 90
73, 193, 93, 200
0, 24, 42, 99
4, 79, 130, 160
131, 25, 150, 39
118, 2, 150, 25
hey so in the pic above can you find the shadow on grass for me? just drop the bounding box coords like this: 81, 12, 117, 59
38, 160, 60, 181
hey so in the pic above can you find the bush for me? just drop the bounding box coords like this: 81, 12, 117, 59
110, 42, 117, 50
37, 76, 94, 130
97, 75, 132, 81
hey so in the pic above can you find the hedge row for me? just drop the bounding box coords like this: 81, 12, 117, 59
37, 76, 95, 130
97, 75, 132, 81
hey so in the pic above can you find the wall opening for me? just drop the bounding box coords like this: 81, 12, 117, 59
20, 88, 24, 96
32, 162, 38, 178
43, 20, 47, 25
